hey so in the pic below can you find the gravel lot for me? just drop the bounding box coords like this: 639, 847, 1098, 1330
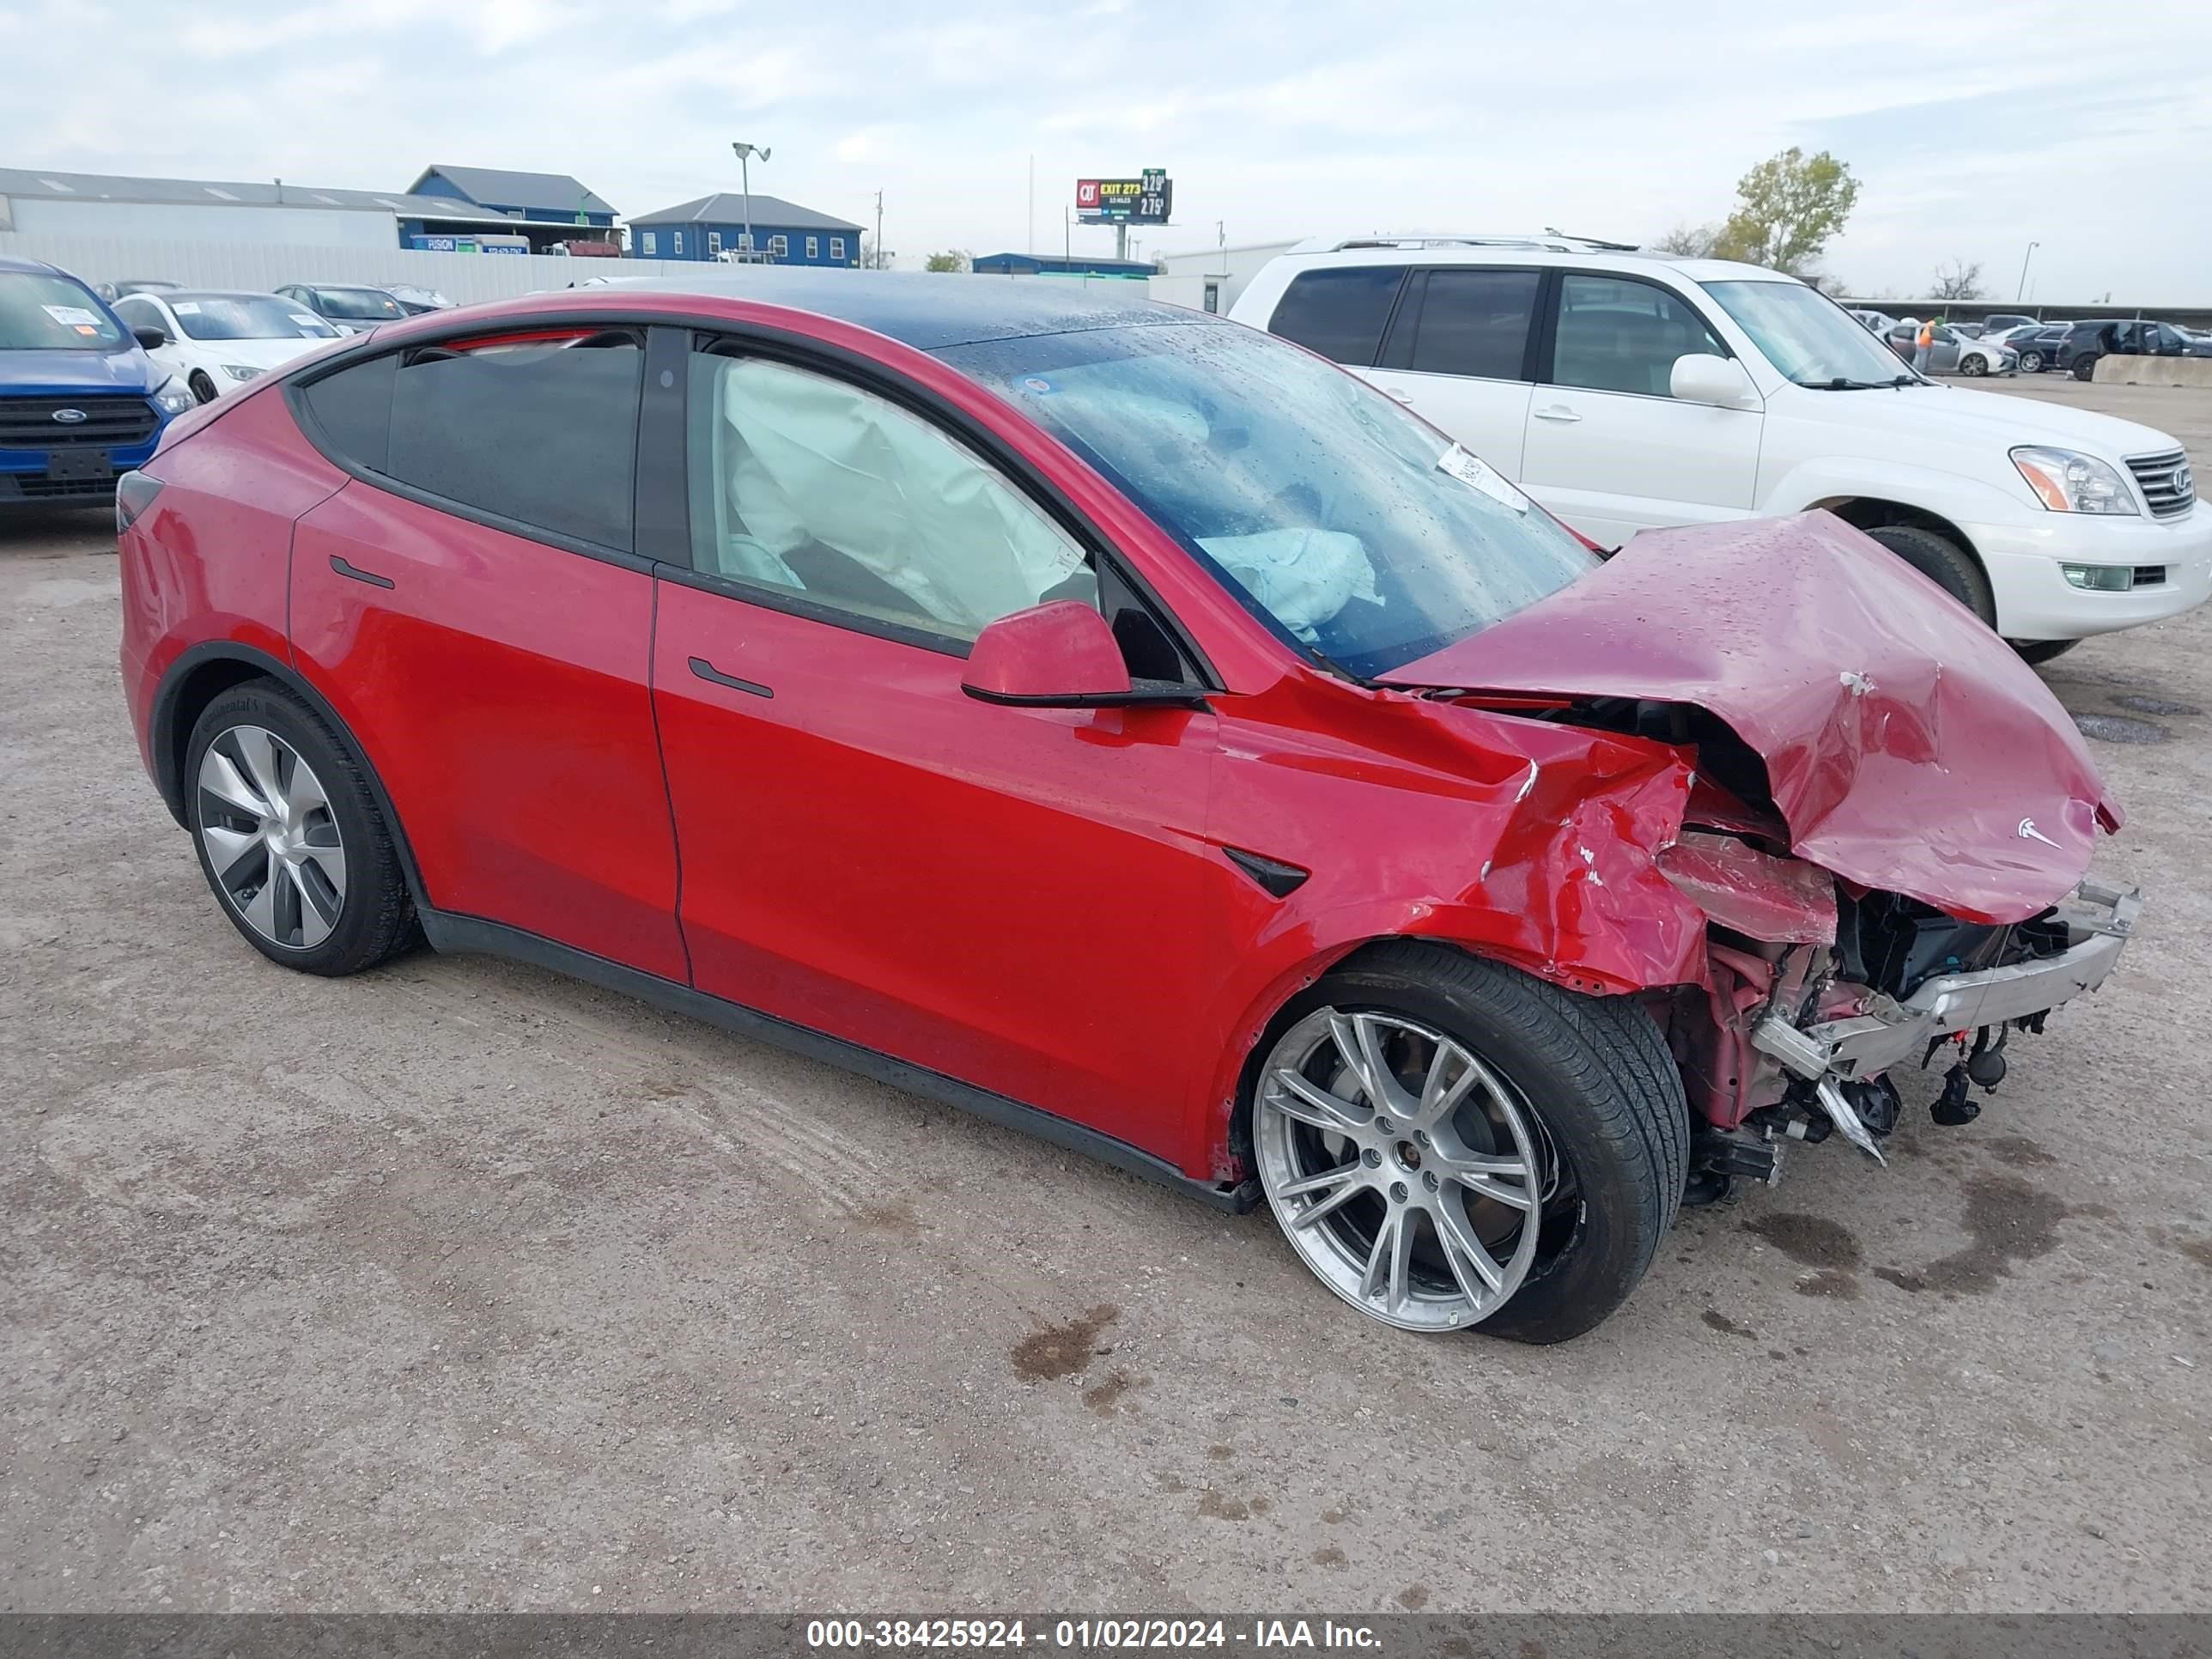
3, 375, 2208, 1615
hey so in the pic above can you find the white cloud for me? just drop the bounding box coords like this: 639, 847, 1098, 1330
2, 0, 2206, 298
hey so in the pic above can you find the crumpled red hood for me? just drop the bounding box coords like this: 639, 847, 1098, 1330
1381, 512, 2120, 925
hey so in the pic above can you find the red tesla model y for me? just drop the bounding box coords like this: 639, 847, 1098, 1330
117, 271, 2136, 1340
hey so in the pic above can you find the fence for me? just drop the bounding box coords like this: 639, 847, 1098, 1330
0, 231, 692, 305
0, 229, 1207, 315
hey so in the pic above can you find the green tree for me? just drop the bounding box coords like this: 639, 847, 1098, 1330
924, 249, 971, 273
1712, 148, 1860, 275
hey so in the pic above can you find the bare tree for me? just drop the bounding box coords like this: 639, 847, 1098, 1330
859, 235, 893, 270
1932, 258, 1986, 301
1653, 223, 1722, 258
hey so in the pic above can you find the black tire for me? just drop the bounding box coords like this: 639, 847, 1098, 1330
187, 370, 218, 404
2072, 355, 2097, 382
1261, 942, 1688, 1344
1863, 522, 1995, 625
185, 678, 415, 975
2019, 349, 2045, 374
2012, 638, 2079, 665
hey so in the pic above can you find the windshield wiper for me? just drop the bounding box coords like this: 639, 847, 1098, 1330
1799, 374, 1919, 390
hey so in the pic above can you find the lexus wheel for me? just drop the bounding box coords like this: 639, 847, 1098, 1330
1249, 943, 1687, 1343
186, 679, 415, 975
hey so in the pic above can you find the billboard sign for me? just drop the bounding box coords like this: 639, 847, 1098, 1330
1076, 169, 1172, 225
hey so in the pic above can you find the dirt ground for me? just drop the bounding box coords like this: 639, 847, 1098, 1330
3, 375, 2208, 1615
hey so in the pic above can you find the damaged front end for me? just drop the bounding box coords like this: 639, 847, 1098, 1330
1656, 819, 2138, 1195
1379, 512, 2144, 1197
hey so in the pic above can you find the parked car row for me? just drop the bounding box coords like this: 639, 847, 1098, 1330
1, 257, 458, 508
1856, 309, 2212, 380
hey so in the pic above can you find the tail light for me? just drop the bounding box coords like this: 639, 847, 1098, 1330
116, 471, 165, 532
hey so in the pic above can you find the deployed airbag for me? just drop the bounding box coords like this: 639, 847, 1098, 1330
1198, 528, 1382, 643
703, 357, 1086, 631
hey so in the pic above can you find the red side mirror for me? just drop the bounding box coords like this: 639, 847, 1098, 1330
962, 601, 1202, 710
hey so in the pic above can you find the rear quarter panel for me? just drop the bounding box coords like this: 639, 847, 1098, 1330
118, 386, 347, 770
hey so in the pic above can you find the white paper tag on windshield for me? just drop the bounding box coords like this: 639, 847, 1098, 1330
289, 313, 321, 328
42, 304, 101, 327
1437, 444, 1529, 512
173, 301, 202, 314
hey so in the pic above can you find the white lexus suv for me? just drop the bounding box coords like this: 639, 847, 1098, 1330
1229, 234, 2204, 659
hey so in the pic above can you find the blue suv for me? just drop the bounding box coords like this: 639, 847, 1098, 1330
1, 255, 196, 509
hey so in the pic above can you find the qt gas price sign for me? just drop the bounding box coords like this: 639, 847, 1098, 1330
1075, 169, 1172, 224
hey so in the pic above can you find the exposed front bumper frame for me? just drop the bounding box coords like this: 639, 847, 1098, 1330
1757, 879, 2141, 1088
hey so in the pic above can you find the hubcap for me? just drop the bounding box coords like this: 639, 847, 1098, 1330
195, 725, 347, 950
1255, 1008, 1553, 1332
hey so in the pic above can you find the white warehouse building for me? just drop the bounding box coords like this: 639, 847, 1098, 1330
0, 167, 486, 248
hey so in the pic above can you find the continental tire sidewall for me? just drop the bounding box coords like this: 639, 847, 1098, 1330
1267, 944, 1687, 1344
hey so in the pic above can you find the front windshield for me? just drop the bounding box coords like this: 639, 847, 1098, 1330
319, 289, 407, 321
941, 321, 1597, 678
0, 271, 128, 351
1704, 278, 1923, 387
170, 294, 340, 342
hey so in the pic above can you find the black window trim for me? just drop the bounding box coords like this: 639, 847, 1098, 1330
283, 307, 1224, 691
1534, 267, 1737, 402
283, 322, 657, 574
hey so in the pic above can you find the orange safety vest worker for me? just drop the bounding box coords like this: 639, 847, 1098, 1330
1918, 319, 1936, 350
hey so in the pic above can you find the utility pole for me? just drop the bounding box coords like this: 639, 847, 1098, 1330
2015, 240, 2039, 302
732, 141, 771, 259
874, 189, 884, 270
1027, 155, 1035, 255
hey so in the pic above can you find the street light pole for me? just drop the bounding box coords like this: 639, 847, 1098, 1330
732, 141, 771, 259
2016, 240, 2039, 303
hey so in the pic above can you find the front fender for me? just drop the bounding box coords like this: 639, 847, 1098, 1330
1184, 684, 1713, 1178
1760, 453, 2033, 531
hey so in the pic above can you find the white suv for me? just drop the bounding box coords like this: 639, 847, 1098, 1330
1230, 235, 2206, 659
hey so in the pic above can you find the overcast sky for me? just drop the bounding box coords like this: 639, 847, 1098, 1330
9, 0, 2209, 301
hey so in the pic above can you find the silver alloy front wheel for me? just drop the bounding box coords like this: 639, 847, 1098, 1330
195, 723, 349, 950
1255, 1007, 1551, 1332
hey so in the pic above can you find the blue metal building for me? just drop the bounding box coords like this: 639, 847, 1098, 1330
406, 166, 619, 250
627, 193, 863, 266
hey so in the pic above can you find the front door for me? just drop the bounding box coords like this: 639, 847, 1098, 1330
287, 325, 687, 979
650, 344, 1223, 1155
1519, 271, 1765, 544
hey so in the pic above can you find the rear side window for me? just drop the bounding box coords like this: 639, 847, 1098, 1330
387, 339, 641, 550
297, 339, 641, 551
1403, 269, 1540, 380
297, 354, 396, 474
1266, 267, 1405, 367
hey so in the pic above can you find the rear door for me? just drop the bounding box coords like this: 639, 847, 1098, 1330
286, 324, 687, 979
1365, 266, 1542, 477
1517, 270, 1764, 544
649, 337, 1224, 1155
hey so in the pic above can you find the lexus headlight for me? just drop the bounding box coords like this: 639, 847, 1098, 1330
221, 363, 264, 382
151, 378, 197, 416
2011, 446, 2138, 514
